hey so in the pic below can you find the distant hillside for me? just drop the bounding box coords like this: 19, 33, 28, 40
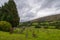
19, 14, 60, 29
28, 14, 60, 22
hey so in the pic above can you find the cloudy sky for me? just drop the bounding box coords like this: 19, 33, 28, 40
0, 0, 60, 22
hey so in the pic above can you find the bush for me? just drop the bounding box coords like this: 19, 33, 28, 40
35, 25, 41, 28
13, 28, 20, 33
44, 26, 48, 29
0, 21, 12, 32
48, 26, 56, 29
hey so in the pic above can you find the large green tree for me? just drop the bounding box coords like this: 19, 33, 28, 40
0, 0, 20, 27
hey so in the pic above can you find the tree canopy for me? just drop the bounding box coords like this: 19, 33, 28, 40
0, 0, 20, 27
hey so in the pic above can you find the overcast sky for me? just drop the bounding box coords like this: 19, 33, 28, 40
0, 0, 60, 22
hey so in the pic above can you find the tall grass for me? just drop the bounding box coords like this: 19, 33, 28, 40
0, 27, 60, 40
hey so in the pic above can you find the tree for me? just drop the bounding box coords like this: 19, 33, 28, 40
0, 0, 20, 33
1, 0, 20, 27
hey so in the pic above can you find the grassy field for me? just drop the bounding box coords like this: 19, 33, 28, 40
0, 28, 60, 40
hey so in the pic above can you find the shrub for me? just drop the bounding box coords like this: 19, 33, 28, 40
44, 26, 48, 29
13, 28, 20, 33
0, 21, 12, 32
35, 25, 41, 28
48, 26, 56, 29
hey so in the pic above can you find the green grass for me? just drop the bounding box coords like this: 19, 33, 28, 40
0, 28, 60, 40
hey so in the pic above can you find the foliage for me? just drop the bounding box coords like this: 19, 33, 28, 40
0, 21, 12, 32
0, 28, 60, 40
18, 20, 60, 29
32, 22, 38, 26
0, 0, 20, 27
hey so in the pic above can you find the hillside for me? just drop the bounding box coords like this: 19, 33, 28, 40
29, 14, 60, 22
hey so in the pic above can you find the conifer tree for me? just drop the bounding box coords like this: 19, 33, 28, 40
0, 0, 20, 33
0, 0, 20, 27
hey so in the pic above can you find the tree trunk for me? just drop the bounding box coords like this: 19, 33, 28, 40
10, 27, 14, 34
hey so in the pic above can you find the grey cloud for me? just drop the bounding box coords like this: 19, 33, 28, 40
40, 0, 60, 9
0, 0, 60, 22
40, 0, 54, 9
25, 12, 35, 17
16, 0, 60, 22
0, 0, 8, 6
